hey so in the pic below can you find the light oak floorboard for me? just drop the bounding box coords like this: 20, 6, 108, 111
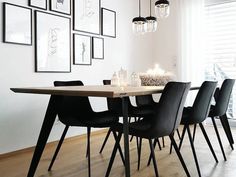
0, 125, 236, 177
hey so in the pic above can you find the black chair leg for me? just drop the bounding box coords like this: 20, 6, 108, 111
105, 132, 122, 177
87, 127, 91, 177
112, 131, 125, 166
147, 138, 161, 166
169, 134, 191, 177
199, 123, 218, 163
211, 117, 227, 161
162, 137, 165, 147
193, 124, 197, 142
177, 128, 181, 140
86, 127, 91, 158
186, 125, 201, 177
179, 125, 187, 151
130, 117, 138, 142
148, 139, 159, 177
99, 128, 112, 154
48, 125, 69, 171
220, 114, 234, 150
137, 138, 142, 170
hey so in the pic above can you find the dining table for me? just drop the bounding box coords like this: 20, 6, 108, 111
11, 84, 200, 177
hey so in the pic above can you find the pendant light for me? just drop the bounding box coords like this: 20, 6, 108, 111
132, 0, 147, 35
155, 0, 170, 18
146, 0, 157, 32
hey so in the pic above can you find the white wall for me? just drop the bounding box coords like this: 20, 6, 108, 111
0, 0, 155, 154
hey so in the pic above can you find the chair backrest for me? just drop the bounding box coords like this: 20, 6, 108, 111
135, 95, 155, 107
214, 79, 235, 116
190, 81, 217, 123
149, 82, 190, 137
54, 80, 93, 120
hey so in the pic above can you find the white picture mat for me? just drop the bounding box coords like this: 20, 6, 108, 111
74, 0, 100, 34
102, 9, 115, 37
5, 4, 31, 44
30, 0, 46, 8
93, 38, 103, 58
36, 12, 70, 72
74, 35, 91, 65
51, 0, 71, 14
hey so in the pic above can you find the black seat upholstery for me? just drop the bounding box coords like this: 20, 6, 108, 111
105, 82, 191, 177
48, 80, 123, 177
179, 81, 218, 177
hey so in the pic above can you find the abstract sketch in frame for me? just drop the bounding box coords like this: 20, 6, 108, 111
29, 0, 47, 10
73, 0, 101, 35
102, 8, 116, 38
73, 34, 92, 65
50, 0, 71, 15
3, 3, 32, 45
92, 37, 104, 59
35, 11, 71, 73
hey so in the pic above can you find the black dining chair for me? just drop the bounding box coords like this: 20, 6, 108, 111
99, 80, 155, 155
178, 81, 218, 177
105, 82, 191, 177
191, 79, 235, 161
48, 80, 124, 177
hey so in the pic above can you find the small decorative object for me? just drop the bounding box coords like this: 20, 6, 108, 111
111, 72, 120, 87
155, 0, 170, 18
92, 37, 104, 59
102, 8, 116, 38
50, 0, 71, 15
3, 3, 32, 45
74, 0, 101, 35
146, 0, 157, 32
139, 64, 175, 86
131, 72, 141, 87
29, 0, 47, 10
132, 0, 147, 35
35, 11, 71, 73
73, 34, 92, 65
118, 68, 128, 86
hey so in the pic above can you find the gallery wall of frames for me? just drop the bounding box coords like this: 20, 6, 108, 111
2, 0, 116, 73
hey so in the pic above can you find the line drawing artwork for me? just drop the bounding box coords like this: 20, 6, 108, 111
82, 0, 95, 19
81, 42, 86, 62
56, 0, 64, 9
48, 28, 60, 56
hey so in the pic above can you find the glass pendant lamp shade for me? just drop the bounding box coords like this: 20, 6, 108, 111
146, 0, 157, 32
146, 16, 157, 32
155, 0, 170, 18
132, 0, 147, 35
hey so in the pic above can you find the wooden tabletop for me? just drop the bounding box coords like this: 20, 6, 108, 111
11, 85, 200, 98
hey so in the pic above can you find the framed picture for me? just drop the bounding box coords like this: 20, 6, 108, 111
3, 3, 32, 45
92, 37, 104, 59
102, 8, 116, 38
29, 0, 47, 10
35, 11, 71, 73
73, 0, 101, 35
73, 34, 92, 65
50, 0, 71, 15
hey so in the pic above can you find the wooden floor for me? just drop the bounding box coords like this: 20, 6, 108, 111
0, 125, 236, 177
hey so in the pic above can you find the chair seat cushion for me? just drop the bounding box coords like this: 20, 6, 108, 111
111, 119, 153, 139
59, 111, 119, 128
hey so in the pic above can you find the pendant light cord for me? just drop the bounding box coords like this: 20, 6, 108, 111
150, 0, 152, 16
139, 0, 141, 17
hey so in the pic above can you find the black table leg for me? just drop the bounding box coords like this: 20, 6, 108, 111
27, 95, 61, 177
122, 97, 131, 177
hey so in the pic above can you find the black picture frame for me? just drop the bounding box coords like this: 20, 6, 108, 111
92, 37, 104, 59
101, 8, 116, 38
3, 3, 32, 46
29, 0, 47, 10
35, 11, 71, 73
73, 0, 101, 35
73, 33, 92, 66
50, 0, 71, 15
